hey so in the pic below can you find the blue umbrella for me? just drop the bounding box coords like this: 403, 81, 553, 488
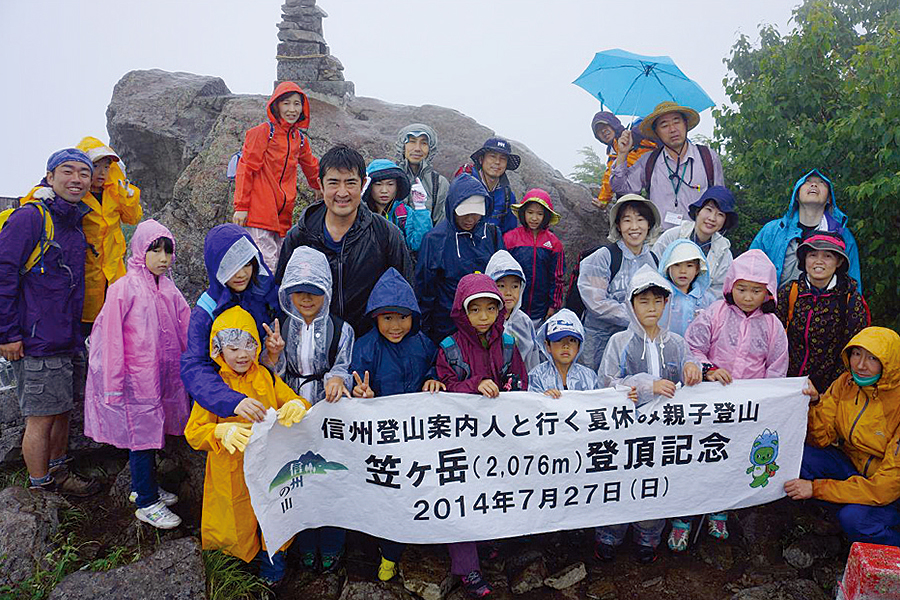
573, 49, 714, 117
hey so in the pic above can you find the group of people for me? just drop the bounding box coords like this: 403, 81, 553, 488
0, 83, 897, 597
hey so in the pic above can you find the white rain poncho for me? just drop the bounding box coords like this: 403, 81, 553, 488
278, 246, 354, 404
211, 329, 259, 358
216, 235, 261, 285
598, 265, 697, 407
485, 250, 542, 370
657, 239, 717, 337
528, 309, 601, 394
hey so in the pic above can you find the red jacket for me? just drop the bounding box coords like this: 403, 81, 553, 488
233, 82, 320, 237
503, 226, 566, 320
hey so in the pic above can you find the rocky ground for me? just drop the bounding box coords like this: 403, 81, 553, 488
0, 386, 848, 600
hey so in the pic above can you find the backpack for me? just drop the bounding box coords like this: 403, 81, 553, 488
564, 243, 659, 318
644, 144, 715, 195
0, 199, 57, 275
440, 332, 518, 382
226, 123, 308, 180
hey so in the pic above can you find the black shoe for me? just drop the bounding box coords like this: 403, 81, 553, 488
593, 541, 616, 562
634, 544, 657, 564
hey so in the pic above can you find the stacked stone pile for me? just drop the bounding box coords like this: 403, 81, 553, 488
275, 0, 354, 99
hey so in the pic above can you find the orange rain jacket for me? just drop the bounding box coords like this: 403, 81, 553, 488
233, 82, 321, 237
808, 327, 900, 506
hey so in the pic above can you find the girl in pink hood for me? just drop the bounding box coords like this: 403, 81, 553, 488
84, 219, 191, 530
678, 249, 788, 546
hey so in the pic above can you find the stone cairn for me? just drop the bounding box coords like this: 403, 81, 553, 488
275, 0, 354, 102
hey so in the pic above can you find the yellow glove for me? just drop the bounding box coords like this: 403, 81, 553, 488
276, 399, 308, 428
213, 422, 252, 454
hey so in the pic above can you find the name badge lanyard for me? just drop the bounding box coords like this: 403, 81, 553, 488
664, 152, 694, 207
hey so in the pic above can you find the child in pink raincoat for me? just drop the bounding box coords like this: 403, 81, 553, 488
84, 219, 191, 530
677, 249, 788, 547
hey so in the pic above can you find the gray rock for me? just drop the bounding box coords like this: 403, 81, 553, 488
584, 579, 617, 599
0, 422, 24, 464
277, 28, 326, 44
699, 541, 735, 570
283, 0, 318, 8
401, 545, 453, 600
0, 387, 19, 424
277, 41, 326, 57
509, 555, 547, 595
109, 70, 597, 302
277, 59, 322, 82
107, 69, 230, 215
277, 20, 299, 29
107, 462, 132, 509
783, 533, 842, 570
338, 581, 416, 600
49, 537, 205, 600
0, 486, 67, 584
729, 578, 827, 600
543, 561, 586, 590
280, 13, 324, 35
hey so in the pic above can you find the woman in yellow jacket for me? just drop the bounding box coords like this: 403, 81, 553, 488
785, 326, 900, 546
75, 137, 143, 326
184, 306, 309, 583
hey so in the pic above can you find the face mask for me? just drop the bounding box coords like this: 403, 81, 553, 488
851, 372, 881, 387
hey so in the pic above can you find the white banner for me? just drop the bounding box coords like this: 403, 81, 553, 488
244, 378, 809, 552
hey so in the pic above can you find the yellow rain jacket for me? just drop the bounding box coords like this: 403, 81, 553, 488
184, 306, 309, 562
808, 327, 900, 506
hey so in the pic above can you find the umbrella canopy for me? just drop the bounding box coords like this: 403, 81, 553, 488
573, 49, 714, 117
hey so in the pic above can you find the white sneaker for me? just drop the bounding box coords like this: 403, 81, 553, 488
129, 487, 178, 506
135, 501, 182, 530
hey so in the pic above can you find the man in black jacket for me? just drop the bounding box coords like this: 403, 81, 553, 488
275, 145, 413, 335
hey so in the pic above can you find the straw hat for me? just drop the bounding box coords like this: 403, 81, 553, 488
639, 101, 701, 140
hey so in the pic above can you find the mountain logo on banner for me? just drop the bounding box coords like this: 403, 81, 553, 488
746, 429, 780, 488
269, 451, 349, 491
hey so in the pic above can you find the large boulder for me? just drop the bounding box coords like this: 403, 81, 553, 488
107, 69, 231, 215
107, 69, 601, 302
0, 486, 67, 585
48, 536, 206, 600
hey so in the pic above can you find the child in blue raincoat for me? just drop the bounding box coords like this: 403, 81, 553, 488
363, 159, 432, 253
528, 309, 600, 396
657, 239, 716, 337
349, 267, 444, 581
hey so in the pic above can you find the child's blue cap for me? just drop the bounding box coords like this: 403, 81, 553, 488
285, 283, 325, 296
546, 318, 583, 343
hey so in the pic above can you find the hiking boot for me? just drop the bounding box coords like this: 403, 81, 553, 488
708, 513, 729, 540
634, 544, 657, 564
28, 476, 56, 492
129, 488, 178, 507
53, 466, 101, 497
378, 556, 398, 582
593, 541, 616, 562
668, 519, 692, 552
461, 570, 492, 598
321, 552, 342, 574
135, 501, 182, 529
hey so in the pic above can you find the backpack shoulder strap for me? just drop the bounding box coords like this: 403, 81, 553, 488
268, 122, 275, 140
440, 336, 470, 380
431, 171, 440, 202
501, 333, 516, 375
644, 146, 664, 192
197, 292, 217, 319
787, 281, 799, 324
607, 242, 624, 281
650, 250, 659, 267
698, 145, 715, 184
327, 315, 344, 368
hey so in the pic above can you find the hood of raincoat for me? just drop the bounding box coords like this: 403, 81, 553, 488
127, 219, 176, 285
659, 238, 711, 295
485, 250, 526, 316
723, 249, 778, 299
785, 169, 844, 221
209, 306, 262, 374
625, 264, 673, 334
842, 327, 900, 392
203, 224, 276, 315
445, 174, 491, 229
267, 81, 311, 130
450, 273, 507, 344
76, 136, 129, 182
279, 245, 333, 325
396, 123, 439, 169
537, 309, 587, 362
363, 159, 412, 213
365, 267, 421, 336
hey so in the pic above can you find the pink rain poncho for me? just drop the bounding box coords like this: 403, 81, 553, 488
684, 249, 789, 380
84, 220, 192, 450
